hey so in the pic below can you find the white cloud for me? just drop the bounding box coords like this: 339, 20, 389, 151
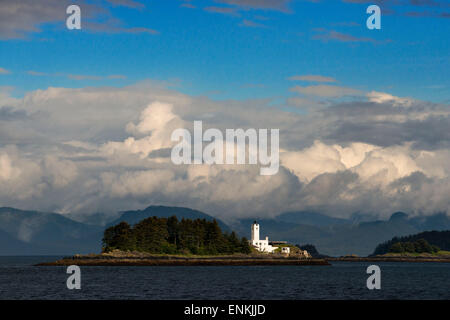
367, 91, 415, 107
102, 101, 186, 158
281, 141, 439, 186
43, 155, 79, 188
0, 83, 448, 221
126, 102, 179, 135
0, 146, 45, 200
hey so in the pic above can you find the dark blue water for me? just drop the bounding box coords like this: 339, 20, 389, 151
0, 256, 448, 299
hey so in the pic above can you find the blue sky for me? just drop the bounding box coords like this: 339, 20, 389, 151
0, 0, 449, 102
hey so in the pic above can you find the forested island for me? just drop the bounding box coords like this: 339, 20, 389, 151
328, 230, 450, 263
38, 216, 329, 266
373, 231, 450, 255
102, 216, 252, 255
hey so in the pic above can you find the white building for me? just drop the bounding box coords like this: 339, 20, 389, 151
250, 221, 278, 253
281, 247, 290, 254
249, 222, 310, 257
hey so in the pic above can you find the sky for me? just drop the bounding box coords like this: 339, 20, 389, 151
0, 0, 449, 222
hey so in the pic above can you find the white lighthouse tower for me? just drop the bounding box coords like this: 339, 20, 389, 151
250, 221, 276, 253
251, 221, 260, 243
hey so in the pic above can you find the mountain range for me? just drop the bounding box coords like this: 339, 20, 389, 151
0, 206, 449, 256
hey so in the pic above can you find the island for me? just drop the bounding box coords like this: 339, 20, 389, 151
37, 216, 330, 266
328, 231, 450, 263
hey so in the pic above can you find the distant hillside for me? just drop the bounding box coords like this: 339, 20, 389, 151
0, 229, 39, 255
409, 214, 450, 230
66, 211, 119, 226
373, 230, 450, 255
0, 207, 103, 255
109, 206, 230, 232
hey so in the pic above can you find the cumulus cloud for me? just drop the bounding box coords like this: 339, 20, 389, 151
281, 141, 430, 187
320, 96, 450, 149
0, 82, 448, 221
103, 101, 186, 158
0, 146, 45, 200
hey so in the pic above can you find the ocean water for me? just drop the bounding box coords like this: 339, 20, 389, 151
0, 256, 448, 300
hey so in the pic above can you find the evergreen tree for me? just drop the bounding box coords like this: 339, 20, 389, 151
389, 242, 405, 253
102, 216, 251, 255
373, 231, 449, 255
167, 216, 179, 246
240, 237, 252, 254
102, 221, 133, 251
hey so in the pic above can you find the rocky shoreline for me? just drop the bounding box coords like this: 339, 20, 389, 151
36, 252, 330, 266
36, 251, 450, 266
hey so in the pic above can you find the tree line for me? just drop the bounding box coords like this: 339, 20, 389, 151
388, 239, 440, 254
373, 230, 450, 255
102, 216, 252, 255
